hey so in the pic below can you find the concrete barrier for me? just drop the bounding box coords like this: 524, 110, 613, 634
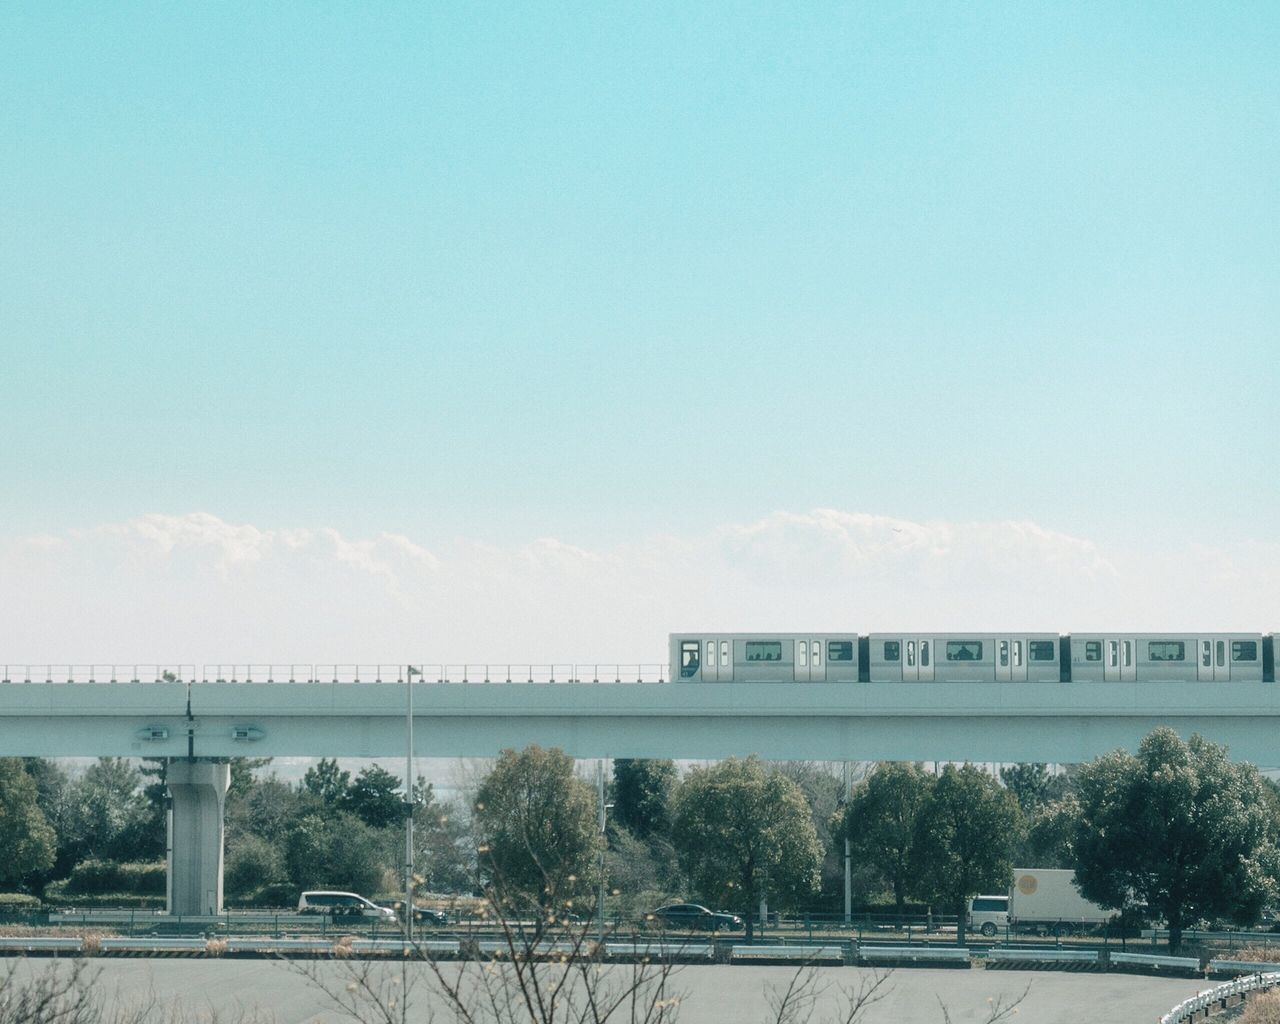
1207, 958, 1280, 976
0, 936, 83, 953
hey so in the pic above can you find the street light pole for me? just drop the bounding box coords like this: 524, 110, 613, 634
597, 761, 613, 942
405, 664, 421, 946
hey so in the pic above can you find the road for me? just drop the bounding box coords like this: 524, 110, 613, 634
0, 958, 1202, 1023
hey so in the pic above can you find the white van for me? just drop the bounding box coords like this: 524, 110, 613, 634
967, 894, 1010, 937
297, 890, 397, 921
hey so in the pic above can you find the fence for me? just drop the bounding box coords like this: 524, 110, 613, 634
1, 664, 670, 684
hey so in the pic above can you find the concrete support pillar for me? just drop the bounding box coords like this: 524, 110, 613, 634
166, 760, 230, 916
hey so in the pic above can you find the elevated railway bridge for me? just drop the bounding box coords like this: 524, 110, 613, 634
2, 662, 1278, 918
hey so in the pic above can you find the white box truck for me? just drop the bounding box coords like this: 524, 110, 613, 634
968, 868, 1115, 937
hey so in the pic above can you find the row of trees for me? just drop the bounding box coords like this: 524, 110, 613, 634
2, 728, 1277, 952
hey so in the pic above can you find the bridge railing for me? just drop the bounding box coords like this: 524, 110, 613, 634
2, 664, 669, 684
1, 665, 196, 684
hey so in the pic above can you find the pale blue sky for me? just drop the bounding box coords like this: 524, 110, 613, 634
2, 2, 1277, 559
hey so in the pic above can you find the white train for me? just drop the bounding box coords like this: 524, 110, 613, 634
669, 633, 1276, 683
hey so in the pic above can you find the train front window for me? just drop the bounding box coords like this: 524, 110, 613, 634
883, 641, 900, 662
680, 642, 700, 678
1030, 641, 1055, 662
1149, 641, 1185, 662
828, 641, 854, 661
946, 641, 983, 661
744, 641, 782, 662
1233, 641, 1258, 662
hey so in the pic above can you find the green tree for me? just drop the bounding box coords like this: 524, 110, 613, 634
1000, 764, 1052, 814
228, 757, 273, 798
1018, 797, 1079, 869
1073, 728, 1280, 953
341, 765, 405, 830
63, 758, 156, 863
910, 764, 1023, 945
671, 756, 822, 940
284, 811, 388, 896
302, 758, 351, 806
834, 762, 934, 918
0, 758, 56, 886
225, 834, 287, 898
473, 746, 599, 913
611, 760, 676, 840
412, 777, 472, 894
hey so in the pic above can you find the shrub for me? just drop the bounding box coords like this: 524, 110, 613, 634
225, 836, 285, 898
225, 882, 296, 909
63, 859, 165, 896
1243, 990, 1280, 1024
0, 893, 42, 913
42, 884, 164, 910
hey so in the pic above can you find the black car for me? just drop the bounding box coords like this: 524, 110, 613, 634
377, 900, 450, 926
647, 903, 743, 932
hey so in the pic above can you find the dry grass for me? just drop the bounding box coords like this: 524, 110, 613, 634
1242, 989, 1280, 1024
0, 925, 119, 939
1237, 946, 1280, 964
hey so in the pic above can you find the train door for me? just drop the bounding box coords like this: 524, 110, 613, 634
795, 637, 810, 681
701, 640, 719, 682
995, 639, 1028, 682
1104, 638, 1136, 681
904, 638, 934, 681
807, 639, 824, 682
1197, 638, 1229, 681
717, 639, 733, 682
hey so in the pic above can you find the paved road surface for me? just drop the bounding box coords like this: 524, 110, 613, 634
2, 959, 1201, 1023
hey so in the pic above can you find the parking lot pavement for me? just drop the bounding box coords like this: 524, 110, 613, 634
2, 959, 1201, 1024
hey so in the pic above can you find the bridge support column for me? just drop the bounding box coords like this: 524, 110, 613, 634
166, 760, 230, 916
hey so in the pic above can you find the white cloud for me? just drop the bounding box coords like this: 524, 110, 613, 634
1, 510, 1277, 666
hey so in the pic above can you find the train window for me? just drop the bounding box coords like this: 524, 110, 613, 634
680, 642, 700, 678
1085, 641, 1102, 661
1216, 641, 1225, 668
798, 642, 808, 668
828, 641, 854, 661
812, 641, 821, 667
745, 641, 782, 662
1123, 640, 1132, 667
946, 641, 983, 661
720, 641, 729, 667
883, 641, 900, 662
907, 641, 916, 667
707, 641, 715, 669
1108, 641, 1118, 667
1232, 641, 1258, 662
1030, 641, 1056, 662
1201, 640, 1211, 668
1149, 641, 1186, 662
1013, 640, 1023, 667
999, 641, 1009, 667
921, 641, 930, 667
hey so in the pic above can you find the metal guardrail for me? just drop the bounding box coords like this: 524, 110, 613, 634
1209, 959, 1280, 975
99, 937, 208, 952
0, 936, 83, 952
1108, 950, 1200, 971
857, 944, 970, 962
1, 664, 670, 684
1161, 971, 1280, 1024
731, 945, 845, 963
605, 942, 714, 960
986, 947, 1100, 964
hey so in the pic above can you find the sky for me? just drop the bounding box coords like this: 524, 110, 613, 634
2, 3, 1277, 664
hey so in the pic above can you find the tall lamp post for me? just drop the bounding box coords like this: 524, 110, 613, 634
405, 664, 421, 946
597, 761, 613, 942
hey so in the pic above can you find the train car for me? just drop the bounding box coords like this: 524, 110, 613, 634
668, 633, 860, 682
867, 633, 1062, 682
1066, 633, 1265, 682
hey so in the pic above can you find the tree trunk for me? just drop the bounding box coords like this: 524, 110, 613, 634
1167, 907, 1182, 955
955, 897, 967, 946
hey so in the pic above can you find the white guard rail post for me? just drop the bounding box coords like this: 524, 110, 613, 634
1160, 971, 1280, 1024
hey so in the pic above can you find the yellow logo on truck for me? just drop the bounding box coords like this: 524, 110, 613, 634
1016, 874, 1038, 895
